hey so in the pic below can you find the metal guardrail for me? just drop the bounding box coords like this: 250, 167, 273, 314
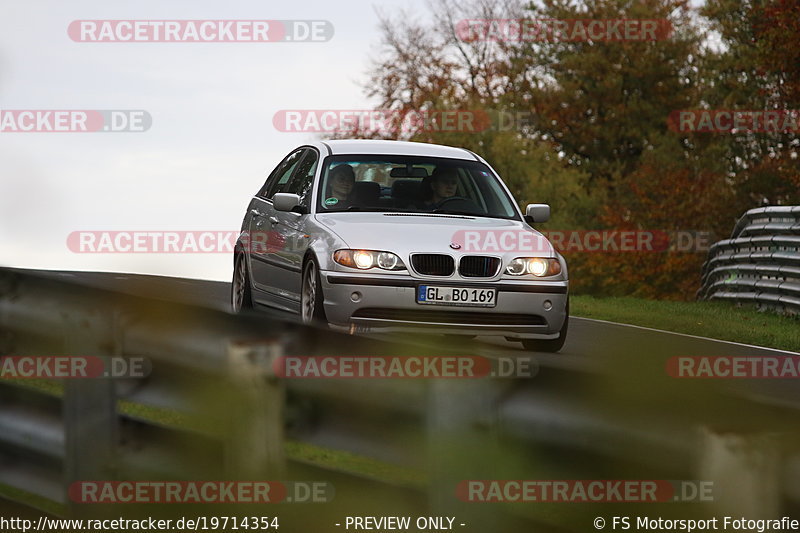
1, 268, 800, 529
0, 270, 429, 507
699, 205, 800, 315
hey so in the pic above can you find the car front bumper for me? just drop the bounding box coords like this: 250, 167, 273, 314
321, 271, 568, 339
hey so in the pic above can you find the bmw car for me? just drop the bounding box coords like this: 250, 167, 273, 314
231, 139, 569, 351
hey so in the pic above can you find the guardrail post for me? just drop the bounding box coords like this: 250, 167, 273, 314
225, 340, 286, 479
62, 309, 118, 515
427, 378, 500, 528
697, 427, 781, 517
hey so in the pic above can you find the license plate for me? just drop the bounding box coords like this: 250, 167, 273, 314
416, 286, 497, 307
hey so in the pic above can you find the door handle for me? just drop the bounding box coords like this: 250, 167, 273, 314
269, 216, 280, 225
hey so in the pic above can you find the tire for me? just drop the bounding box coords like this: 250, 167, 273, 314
521, 299, 569, 353
301, 257, 328, 327
231, 252, 253, 313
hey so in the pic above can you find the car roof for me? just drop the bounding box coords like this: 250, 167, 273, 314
318, 139, 479, 160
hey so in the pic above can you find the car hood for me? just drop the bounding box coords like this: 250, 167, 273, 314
314, 212, 555, 256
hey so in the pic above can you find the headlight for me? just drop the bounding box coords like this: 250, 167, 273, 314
527, 258, 548, 276
377, 252, 399, 270
354, 251, 374, 269
505, 257, 561, 277
507, 258, 527, 276
333, 249, 406, 271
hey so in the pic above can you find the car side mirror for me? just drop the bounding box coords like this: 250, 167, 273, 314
525, 203, 550, 223
273, 193, 302, 212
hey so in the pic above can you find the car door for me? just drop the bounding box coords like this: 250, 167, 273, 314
248, 148, 305, 310
272, 148, 319, 302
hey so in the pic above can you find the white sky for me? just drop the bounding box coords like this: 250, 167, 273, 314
0, 1, 710, 282
0, 0, 429, 281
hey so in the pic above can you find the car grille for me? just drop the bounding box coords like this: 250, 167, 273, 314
352, 308, 546, 326
411, 254, 455, 276
459, 256, 501, 278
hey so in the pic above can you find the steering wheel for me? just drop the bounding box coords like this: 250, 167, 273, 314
433, 196, 484, 214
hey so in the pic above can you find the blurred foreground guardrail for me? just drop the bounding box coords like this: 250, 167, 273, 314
699, 205, 800, 315
1, 268, 799, 530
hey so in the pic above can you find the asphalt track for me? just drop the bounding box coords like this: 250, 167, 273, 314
10, 268, 800, 409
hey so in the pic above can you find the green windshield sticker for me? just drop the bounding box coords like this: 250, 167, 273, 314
324, 197, 339, 206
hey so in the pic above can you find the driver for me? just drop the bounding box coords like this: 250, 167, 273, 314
416, 167, 459, 209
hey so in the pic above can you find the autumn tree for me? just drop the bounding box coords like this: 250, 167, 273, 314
699, 0, 800, 206
360, 0, 797, 299
364, 0, 595, 227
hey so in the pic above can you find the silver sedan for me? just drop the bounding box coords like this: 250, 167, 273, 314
232, 139, 568, 351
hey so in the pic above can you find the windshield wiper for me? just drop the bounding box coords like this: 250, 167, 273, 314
343, 206, 403, 212
431, 209, 483, 217
338, 206, 496, 218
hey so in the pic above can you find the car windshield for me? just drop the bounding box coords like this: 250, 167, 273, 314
316, 155, 519, 220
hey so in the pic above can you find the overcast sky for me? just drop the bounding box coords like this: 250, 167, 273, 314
0, 0, 430, 281
1, 1, 709, 282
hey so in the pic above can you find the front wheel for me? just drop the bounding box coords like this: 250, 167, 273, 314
301, 258, 328, 327
522, 299, 569, 353
231, 252, 253, 313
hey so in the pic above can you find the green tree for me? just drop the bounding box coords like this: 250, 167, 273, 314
512, 0, 704, 196
699, 0, 800, 206
363, 0, 595, 227
358, 0, 798, 299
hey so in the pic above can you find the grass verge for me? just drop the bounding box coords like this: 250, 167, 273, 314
571, 295, 800, 352
0, 379, 425, 510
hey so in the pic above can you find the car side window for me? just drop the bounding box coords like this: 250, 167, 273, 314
286, 150, 319, 208
258, 149, 305, 199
